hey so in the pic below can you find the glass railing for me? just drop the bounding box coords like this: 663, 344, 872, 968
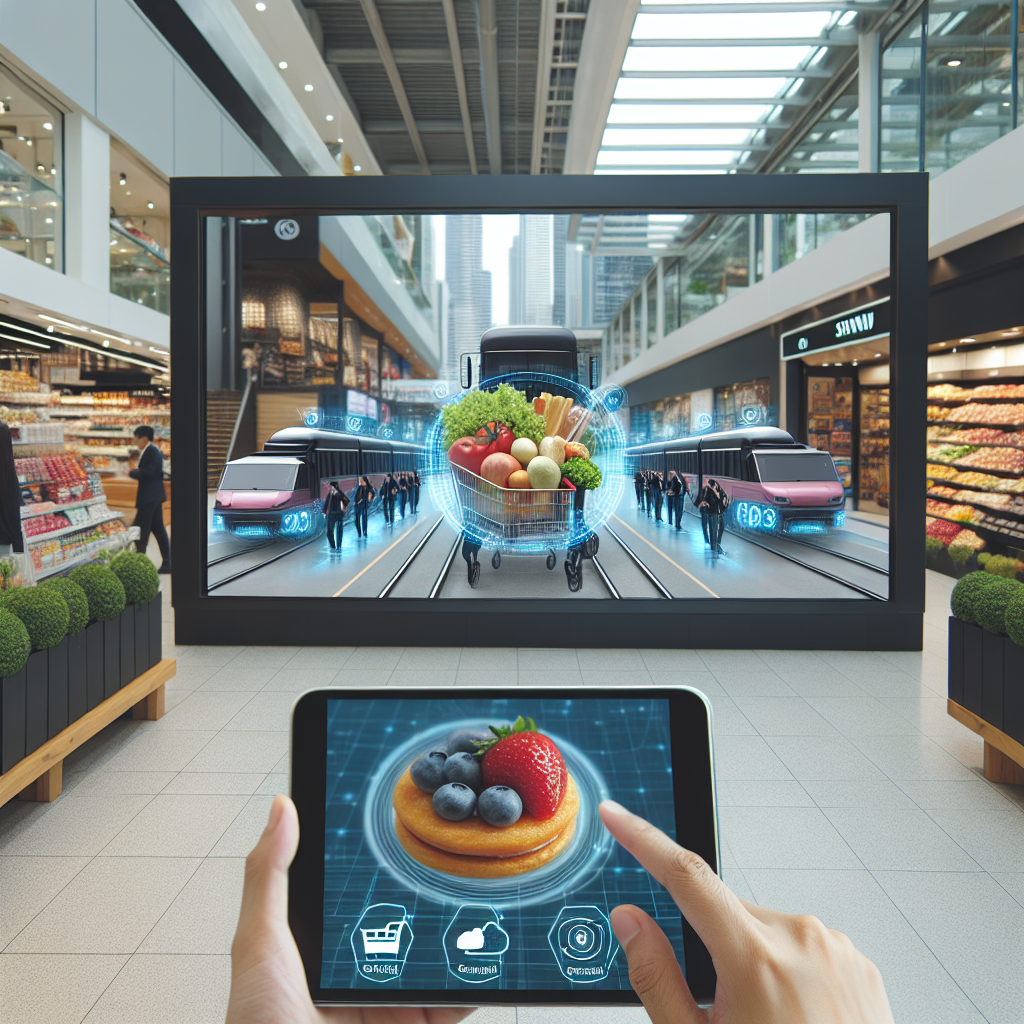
110, 220, 170, 314
0, 149, 61, 269
362, 215, 433, 310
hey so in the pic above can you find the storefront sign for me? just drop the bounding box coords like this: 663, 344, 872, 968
780, 297, 889, 360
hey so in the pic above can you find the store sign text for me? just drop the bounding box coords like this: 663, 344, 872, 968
835, 310, 874, 338
780, 298, 889, 361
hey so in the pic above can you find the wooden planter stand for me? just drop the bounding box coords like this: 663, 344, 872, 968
948, 616, 1024, 785
0, 658, 176, 806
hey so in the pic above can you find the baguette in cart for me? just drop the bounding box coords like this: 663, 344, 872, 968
428, 373, 625, 594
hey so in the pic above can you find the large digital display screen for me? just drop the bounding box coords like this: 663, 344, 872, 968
318, 695, 682, 992
202, 208, 891, 607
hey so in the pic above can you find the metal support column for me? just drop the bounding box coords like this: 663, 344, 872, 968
858, 29, 881, 172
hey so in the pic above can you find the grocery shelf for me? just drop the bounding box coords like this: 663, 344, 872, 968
26, 512, 124, 544
34, 546, 111, 580
20, 495, 106, 519
65, 429, 136, 438
0, 392, 53, 405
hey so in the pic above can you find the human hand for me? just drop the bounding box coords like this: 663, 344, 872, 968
599, 800, 894, 1024
226, 793, 475, 1024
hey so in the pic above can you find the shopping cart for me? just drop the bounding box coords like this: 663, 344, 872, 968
449, 463, 598, 592
360, 919, 408, 955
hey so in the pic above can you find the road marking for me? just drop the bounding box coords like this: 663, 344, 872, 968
332, 522, 423, 597
611, 514, 720, 599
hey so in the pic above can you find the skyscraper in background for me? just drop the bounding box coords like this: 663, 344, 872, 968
591, 255, 654, 327
508, 232, 523, 324
552, 215, 568, 327
445, 215, 492, 380
508, 214, 553, 326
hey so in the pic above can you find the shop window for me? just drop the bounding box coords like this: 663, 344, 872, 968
0, 63, 63, 271
881, 8, 926, 172
110, 140, 169, 312
807, 376, 854, 497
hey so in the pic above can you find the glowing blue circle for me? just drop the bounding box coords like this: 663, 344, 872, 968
432, 380, 450, 400
696, 413, 712, 430
763, 506, 779, 530
305, 412, 318, 427
749, 504, 762, 528
422, 371, 626, 554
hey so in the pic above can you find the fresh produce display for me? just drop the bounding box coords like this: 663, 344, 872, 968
6, 586, 70, 650
977, 552, 1024, 578
943, 428, 1017, 445
948, 528, 985, 561
926, 464, 958, 480
394, 716, 578, 878
956, 448, 1024, 474
927, 405, 951, 422
926, 444, 978, 464
928, 384, 973, 400
441, 384, 546, 449
946, 403, 1024, 425
0, 607, 31, 677
526, 455, 562, 490
0, 368, 41, 393
561, 457, 603, 491
926, 518, 963, 544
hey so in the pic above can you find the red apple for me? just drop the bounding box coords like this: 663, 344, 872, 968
480, 452, 521, 488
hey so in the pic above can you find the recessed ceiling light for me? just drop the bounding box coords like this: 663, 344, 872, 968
148, 202, 154, 209
325, 114, 334, 121
42, 121, 52, 130
119, 173, 126, 185
102, 339, 109, 348
255, 2, 266, 9
945, 58, 963, 67
939, 342, 945, 346
1003, 330, 1020, 335
874, 353, 881, 357
126, 191, 131, 195
304, 84, 314, 92
354, 164, 361, 171
962, 338, 976, 343
278, 61, 288, 69
337, 137, 344, 143
952, 347, 957, 353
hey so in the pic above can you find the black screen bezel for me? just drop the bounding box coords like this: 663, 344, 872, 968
288, 686, 718, 1006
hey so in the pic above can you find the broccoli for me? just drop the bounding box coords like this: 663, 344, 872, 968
561, 457, 602, 490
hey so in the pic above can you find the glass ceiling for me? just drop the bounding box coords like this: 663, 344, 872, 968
595, 0, 883, 176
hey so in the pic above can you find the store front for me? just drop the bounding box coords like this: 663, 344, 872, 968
0, 313, 169, 579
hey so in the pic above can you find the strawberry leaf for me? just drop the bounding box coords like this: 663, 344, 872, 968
472, 716, 538, 756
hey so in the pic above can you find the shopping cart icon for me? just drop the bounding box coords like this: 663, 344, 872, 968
361, 920, 408, 956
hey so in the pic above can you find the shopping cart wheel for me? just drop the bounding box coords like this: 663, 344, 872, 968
469, 560, 481, 588
491, 551, 501, 570
564, 560, 582, 592
546, 550, 556, 570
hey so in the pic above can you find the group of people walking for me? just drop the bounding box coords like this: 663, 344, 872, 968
632, 469, 730, 553
322, 471, 421, 553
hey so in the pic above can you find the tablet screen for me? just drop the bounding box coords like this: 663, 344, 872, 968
320, 695, 683, 992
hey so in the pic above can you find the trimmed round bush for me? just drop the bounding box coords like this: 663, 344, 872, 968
40, 577, 90, 634
983, 554, 1020, 579
925, 536, 944, 554
1006, 589, 1024, 647
974, 577, 1023, 635
0, 607, 31, 676
109, 552, 159, 605
950, 571, 1002, 624
977, 551, 992, 566
69, 565, 126, 623
7, 586, 70, 650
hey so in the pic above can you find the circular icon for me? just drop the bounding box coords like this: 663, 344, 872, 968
274, 218, 300, 241
432, 380, 450, 400
797, 337, 809, 351
557, 918, 604, 961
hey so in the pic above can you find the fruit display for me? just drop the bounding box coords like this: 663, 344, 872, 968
925, 464, 958, 480
927, 517, 963, 544
927, 405, 951, 422
946, 403, 1024, 425
926, 444, 978, 464
0, 368, 41, 393
394, 716, 577, 878
955, 448, 1024, 474
928, 384, 973, 400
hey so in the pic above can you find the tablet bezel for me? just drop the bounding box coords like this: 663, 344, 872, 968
289, 686, 719, 1006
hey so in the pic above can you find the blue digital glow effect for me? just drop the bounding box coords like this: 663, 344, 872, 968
212, 514, 226, 531
833, 510, 845, 528
305, 412, 319, 427
233, 524, 272, 538
733, 502, 779, 532
281, 508, 314, 536
423, 372, 626, 554
695, 412, 713, 431
786, 520, 827, 535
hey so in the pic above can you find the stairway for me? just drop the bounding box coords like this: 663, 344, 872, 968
206, 390, 243, 490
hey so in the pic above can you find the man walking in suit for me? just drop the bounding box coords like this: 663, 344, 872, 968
130, 425, 171, 573
323, 481, 349, 552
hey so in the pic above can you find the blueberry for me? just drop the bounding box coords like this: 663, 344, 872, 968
477, 786, 523, 827
410, 750, 447, 793
443, 751, 483, 792
432, 782, 477, 821
445, 727, 491, 755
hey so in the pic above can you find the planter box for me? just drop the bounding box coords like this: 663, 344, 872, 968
119, 605, 135, 688
67, 630, 87, 723
86, 622, 104, 711
948, 617, 964, 705
983, 629, 1005, 731
134, 600, 150, 679
25, 650, 47, 757
1006, 637, 1024, 748
47, 637, 69, 740
962, 621, 984, 717
1, 664, 26, 774
148, 592, 162, 669
103, 617, 120, 701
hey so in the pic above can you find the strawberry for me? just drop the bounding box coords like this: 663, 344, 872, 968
476, 717, 567, 821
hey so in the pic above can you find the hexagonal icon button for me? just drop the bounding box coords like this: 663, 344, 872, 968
443, 904, 510, 984
547, 905, 618, 983
351, 903, 414, 983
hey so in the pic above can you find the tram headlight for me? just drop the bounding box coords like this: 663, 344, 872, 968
213, 515, 226, 531
281, 513, 298, 534
833, 510, 845, 528
735, 502, 778, 532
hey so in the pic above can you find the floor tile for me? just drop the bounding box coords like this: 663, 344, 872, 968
0, 953, 128, 1024
875, 870, 1024, 1024
457, 647, 517, 670
254, 773, 288, 796
706, 695, 757, 736
720, 805, 861, 869
345, 647, 404, 671
221, 691, 298, 731
646, 670, 725, 694
395, 646, 462, 670
101, 731, 217, 774
62, 771, 177, 798
81, 953, 231, 1023
518, 1010, 649, 1024
155, 690, 255, 732
639, 648, 705, 671
223, 646, 297, 669
279, 646, 354, 670
575, 648, 647, 671
991, 873, 1024, 909
0, 796, 153, 857
576, 670, 654, 687
99, 795, 248, 858
182, 731, 288, 774
821, 806, 981, 871
851, 734, 980, 781
896, 778, 1017, 811
140, 858, 245, 954
717, 780, 815, 807
388, 669, 458, 687
197, 667, 277, 691
517, 649, 580, 672
732, 697, 839, 736
173, 646, 246, 667
805, 696, 921, 736
800, 779, 917, 809
925, 807, 1024, 874
744, 869, 987, 1024
161, 773, 267, 796
163, 665, 219, 691
765, 735, 887, 781
712, 735, 795, 781
261, 668, 334, 692
327, 668, 393, 687
208, 795, 275, 857
0, 857, 89, 949
455, 669, 519, 686
6, 857, 199, 953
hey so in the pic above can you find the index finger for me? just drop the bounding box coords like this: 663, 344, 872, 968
599, 799, 750, 962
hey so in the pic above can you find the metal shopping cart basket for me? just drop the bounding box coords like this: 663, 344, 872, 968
449, 463, 598, 592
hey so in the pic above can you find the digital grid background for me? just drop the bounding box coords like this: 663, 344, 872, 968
321, 697, 684, 992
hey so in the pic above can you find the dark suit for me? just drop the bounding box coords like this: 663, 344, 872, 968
324, 487, 349, 549
353, 483, 375, 536
653, 475, 664, 522
130, 442, 170, 566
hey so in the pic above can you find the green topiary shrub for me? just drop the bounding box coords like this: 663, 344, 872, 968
40, 577, 90, 634
983, 554, 1020, 579
0, 607, 31, 676
7, 586, 70, 650
109, 552, 159, 605
69, 565, 126, 623
925, 535, 944, 554
974, 577, 1023, 635
977, 551, 992, 566
1006, 589, 1024, 646
950, 571, 1002, 624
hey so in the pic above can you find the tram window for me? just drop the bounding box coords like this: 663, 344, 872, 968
701, 450, 742, 479
296, 465, 309, 491
754, 452, 839, 482
482, 350, 577, 380
219, 462, 299, 491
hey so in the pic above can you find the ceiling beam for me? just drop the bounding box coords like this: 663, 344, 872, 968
441, 0, 478, 174
358, 0, 430, 173
476, 0, 502, 174
531, 0, 558, 174
589, 214, 605, 256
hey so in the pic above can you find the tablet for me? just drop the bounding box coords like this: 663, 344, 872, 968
289, 687, 719, 1007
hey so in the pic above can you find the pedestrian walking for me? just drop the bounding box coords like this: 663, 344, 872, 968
381, 472, 397, 526
398, 473, 408, 519
353, 476, 375, 538
643, 471, 653, 517
634, 470, 644, 509
129, 425, 171, 572
653, 471, 664, 523
411, 470, 421, 512
323, 481, 350, 551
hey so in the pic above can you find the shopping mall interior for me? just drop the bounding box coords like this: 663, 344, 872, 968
1, 0, 1023, 1021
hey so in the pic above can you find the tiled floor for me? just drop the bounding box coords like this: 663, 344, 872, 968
2, 570, 1024, 1023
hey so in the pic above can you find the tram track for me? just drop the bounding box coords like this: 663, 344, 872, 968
207, 540, 274, 568
783, 536, 888, 575
378, 516, 446, 598
206, 535, 321, 592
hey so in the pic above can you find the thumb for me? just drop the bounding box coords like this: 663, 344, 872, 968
233, 794, 300, 966
610, 905, 705, 1024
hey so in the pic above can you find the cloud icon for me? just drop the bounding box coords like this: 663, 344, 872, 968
455, 921, 509, 956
